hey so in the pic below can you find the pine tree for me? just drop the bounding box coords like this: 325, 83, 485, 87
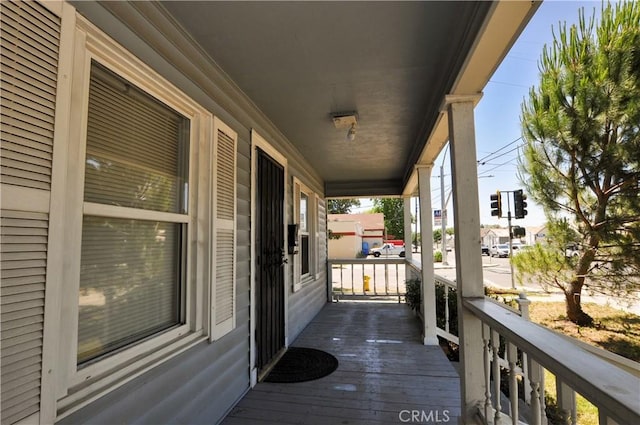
517, 2, 640, 325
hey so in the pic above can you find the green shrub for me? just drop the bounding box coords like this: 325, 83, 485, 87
434, 250, 443, 262
405, 278, 421, 312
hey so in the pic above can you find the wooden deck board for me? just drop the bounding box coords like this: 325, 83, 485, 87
222, 302, 461, 424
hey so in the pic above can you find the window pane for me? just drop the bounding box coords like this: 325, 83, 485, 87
84, 62, 190, 213
78, 216, 182, 364
300, 193, 308, 232
301, 234, 309, 275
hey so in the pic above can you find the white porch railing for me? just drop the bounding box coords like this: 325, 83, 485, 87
434, 274, 460, 345
328, 258, 405, 302
465, 298, 639, 425
413, 267, 640, 425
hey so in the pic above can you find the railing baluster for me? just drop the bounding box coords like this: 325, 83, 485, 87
540, 369, 547, 425
528, 358, 543, 425
463, 298, 639, 425
362, 264, 368, 290
483, 323, 493, 424
556, 379, 576, 425
373, 264, 378, 295
384, 263, 389, 295
396, 263, 400, 303
491, 329, 502, 424
507, 342, 518, 425
522, 352, 531, 404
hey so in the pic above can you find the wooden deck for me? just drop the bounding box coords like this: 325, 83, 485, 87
223, 301, 461, 424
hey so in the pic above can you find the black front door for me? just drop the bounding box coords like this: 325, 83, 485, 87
256, 148, 285, 373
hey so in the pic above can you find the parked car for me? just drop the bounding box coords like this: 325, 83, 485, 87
481, 245, 490, 256
370, 243, 405, 257
565, 243, 580, 258
513, 244, 533, 255
490, 244, 510, 258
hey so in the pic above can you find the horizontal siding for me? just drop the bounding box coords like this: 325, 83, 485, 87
235, 134, 252, 336
58, 332, 250, 425
43, 2, 326, 424
288, 278, 327, 342
287, 163, 328, 342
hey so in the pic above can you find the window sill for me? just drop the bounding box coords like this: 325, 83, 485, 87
300, 275, 317, 287
57, 330, 205, 420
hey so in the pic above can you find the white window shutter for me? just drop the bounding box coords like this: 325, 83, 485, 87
292, 179, 302, 292
1, 2, 60, 423
211, 117, 237, 341
315, 194, 321, 280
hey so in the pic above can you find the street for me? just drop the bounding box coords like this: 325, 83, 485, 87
435, 255, 521, 289
433, 252, 640, 315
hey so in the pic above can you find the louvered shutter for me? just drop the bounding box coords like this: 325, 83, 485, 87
1, 0, 59, 191
1, 1, 60, 423
0, 211, 48, 425
211, 118, 237, 340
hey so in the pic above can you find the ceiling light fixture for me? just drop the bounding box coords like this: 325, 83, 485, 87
346, 123, 357, 141
331, 112, 358, 142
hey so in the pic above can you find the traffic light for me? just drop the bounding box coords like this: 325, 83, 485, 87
512, 226, 526, 238
490, 191, 502, 218
514, 189, 528, 219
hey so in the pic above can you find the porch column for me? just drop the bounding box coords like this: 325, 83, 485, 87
446, 94, 485, 422
403, 196, 413, 262
417, 165, 438, 345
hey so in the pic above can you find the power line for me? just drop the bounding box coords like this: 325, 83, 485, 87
486, 80, 530, 89
479, 144, 524, 165
478, 158, 518, 176
477, 136, 523, 164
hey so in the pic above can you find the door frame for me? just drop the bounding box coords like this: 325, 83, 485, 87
250, 129, 289, 387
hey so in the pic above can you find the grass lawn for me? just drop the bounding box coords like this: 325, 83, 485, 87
529, 301, 640, 362
528, 301, 640, 425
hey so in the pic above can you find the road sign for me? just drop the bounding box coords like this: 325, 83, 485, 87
434, 209, 447, 227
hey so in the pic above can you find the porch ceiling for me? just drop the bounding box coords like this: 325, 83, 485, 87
161, 1, 536, 197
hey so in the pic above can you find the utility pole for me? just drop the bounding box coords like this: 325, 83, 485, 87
506, 195, 515, 289
440, 164, 448, 265
491, 190, 516, 289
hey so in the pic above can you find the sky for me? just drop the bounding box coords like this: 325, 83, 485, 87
354, 0, 603, 230
468, 0, 603, 228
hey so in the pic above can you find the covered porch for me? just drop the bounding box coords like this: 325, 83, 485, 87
224, 301, 460, 425
3, 1, 639, 424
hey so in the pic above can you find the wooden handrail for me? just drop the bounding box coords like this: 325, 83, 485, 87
464, 297, 640, 425
328, 258, 405, 265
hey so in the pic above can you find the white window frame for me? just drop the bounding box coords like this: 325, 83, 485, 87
292, 177, 316, 291
44, 14, 211, 421
315, 194, 322, 280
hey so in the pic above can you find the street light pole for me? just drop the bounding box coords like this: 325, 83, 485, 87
505, 194, 516, 289
440, 164, 448, 265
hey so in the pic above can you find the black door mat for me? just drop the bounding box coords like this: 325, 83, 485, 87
264, 347, 339, 383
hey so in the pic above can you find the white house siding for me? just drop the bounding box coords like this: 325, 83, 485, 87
287, 164, 328, 344
0, 1, 328, 424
